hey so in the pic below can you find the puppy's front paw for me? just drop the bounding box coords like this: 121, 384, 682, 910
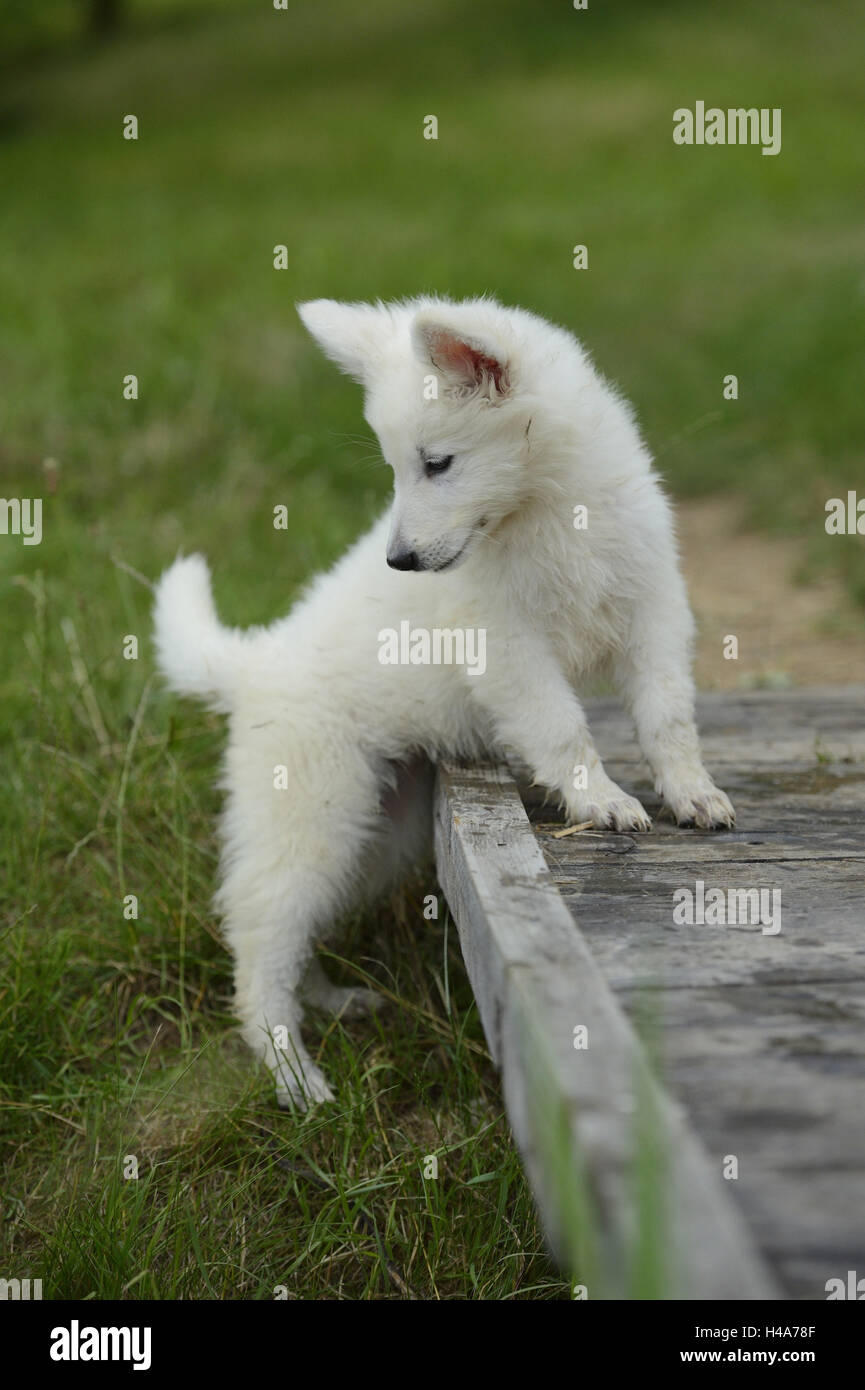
666, 782, 735, 830
569, 780, 652, 833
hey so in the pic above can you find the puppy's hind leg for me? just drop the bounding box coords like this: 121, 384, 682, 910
301, 956, 384, 1020
218, 743, 384, 1110
300, 754, 434, 1020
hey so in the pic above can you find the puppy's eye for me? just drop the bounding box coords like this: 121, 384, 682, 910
425, 454, 454, 477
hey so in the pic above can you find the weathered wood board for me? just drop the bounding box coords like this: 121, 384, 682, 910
530, 687, 865, 1300
434, 766, 780, 1299
434, 686, 865, 1300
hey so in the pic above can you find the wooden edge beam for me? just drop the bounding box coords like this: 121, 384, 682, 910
434, 759, 782, 1301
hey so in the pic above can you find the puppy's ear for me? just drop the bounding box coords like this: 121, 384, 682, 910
297, 299, 387, 384
411, 314, 510, 399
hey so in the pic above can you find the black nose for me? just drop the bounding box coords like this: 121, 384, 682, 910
387, 549, 419, 571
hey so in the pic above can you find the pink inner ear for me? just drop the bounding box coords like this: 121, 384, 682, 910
430, 330, 508, 394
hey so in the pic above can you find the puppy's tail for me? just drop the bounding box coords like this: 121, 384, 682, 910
153, 554, 242, 710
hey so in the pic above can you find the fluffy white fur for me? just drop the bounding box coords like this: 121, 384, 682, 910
153, 294, 734, 1108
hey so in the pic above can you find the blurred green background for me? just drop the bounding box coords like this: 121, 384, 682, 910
0, 0, 862, 1300
1, 0, 863, 628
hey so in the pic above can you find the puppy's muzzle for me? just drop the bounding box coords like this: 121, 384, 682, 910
387, 548, 420, 571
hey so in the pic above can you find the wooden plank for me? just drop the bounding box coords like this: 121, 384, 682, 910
547, 686, 865, 769
526, 686, 865, 1300
548, 859, 865, 989
434, 760, 780, 1300
531, 770, 865, 854
580, 685, 865, 738
545, 832, 863, 863
607, 980, 865, 1300
526, 767, 865, 825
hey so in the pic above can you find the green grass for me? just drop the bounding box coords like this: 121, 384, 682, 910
1, 0, 862, 1299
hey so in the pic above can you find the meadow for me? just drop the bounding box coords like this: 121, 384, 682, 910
1, 0, 861, 1298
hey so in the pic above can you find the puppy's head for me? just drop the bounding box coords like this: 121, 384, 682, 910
298, 297, 531, 572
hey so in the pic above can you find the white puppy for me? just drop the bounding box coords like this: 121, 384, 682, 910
153, 295, 734, 1107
